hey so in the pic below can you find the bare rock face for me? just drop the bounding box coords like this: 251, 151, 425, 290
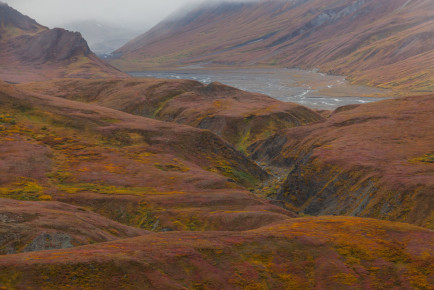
0, 3, 127, 82
23, 232, 74, 253
12, 28, 91, 64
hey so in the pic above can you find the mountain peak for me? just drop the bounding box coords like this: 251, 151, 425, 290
10, 27, 91, 64
0, 2, 45, 34
0, 4, 127, 82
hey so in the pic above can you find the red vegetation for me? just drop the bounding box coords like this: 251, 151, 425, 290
0, 80, 292, 234
0, 3, 432, 287
0, 78, 432, 288
0, 217, 432, 289
19, 78, 323, 150
251, 95, 434, 228
0, 199, 148, 255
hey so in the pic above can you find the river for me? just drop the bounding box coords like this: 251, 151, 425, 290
129, 68, 391, 110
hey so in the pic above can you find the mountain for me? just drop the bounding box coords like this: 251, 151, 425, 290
62, 20, 142, 55
112, 0, 434, 93
0, 3, 126, 83
0, 3, 433, 288
250, 95, 434, 228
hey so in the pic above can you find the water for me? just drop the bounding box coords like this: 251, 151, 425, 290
129, 68, 391, 110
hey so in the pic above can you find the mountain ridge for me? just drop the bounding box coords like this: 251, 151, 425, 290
0, 3, 127, 83
112, 0, 434, 93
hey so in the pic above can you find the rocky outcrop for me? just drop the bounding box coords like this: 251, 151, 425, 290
11, 28, 91, 64
0, 4, 127, 82
23, 232, 73, 253
0, 2, 43, 34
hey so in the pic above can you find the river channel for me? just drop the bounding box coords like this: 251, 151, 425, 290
130, 68, 391, 110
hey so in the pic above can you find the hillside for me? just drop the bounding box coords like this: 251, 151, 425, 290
112, 0, 434, 93
0, 3, 126, 83
0, 3, 433, 289
0, 80, 298, 235
250, 95, 434, 228
1, 217, 433, 289
1, 77, 433, 289
18, 78, 323, 151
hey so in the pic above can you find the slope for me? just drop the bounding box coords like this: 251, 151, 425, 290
250, 95, 434, 228
0, 199, 149, 255
0, 80, 293, 236
18, 78, 323, 151
0, 3, 127, 83
112, 0, 434, 93
1, 217, 432, 289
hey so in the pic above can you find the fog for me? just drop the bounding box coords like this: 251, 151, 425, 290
2, 0, 258, 29
2, 0, 260, 54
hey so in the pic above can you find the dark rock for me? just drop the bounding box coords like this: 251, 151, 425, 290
23, 232, 74, 252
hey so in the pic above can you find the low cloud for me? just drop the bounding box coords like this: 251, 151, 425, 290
2, 0, 260, 29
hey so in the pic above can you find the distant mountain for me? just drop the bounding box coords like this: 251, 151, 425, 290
62, 20, 142, 55
0, 3, 127, 83
112, 0, 434, 93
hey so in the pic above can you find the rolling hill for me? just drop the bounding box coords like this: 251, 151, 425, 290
18, 78, 323, 151
0, 3, 433, 289
250, 95, 434, 228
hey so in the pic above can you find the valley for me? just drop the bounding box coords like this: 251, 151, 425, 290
0, 0, 433, 289
130, 67, 391, 109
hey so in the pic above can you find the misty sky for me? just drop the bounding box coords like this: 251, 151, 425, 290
3, 0, 202, 29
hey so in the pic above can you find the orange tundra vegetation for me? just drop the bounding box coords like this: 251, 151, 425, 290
18, 78, 323, 151
0, 217, 432, 289
0, 1, 433, 289
0, 80, 295, 236
0, 78, 433, 289
251, 95, 434, 228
